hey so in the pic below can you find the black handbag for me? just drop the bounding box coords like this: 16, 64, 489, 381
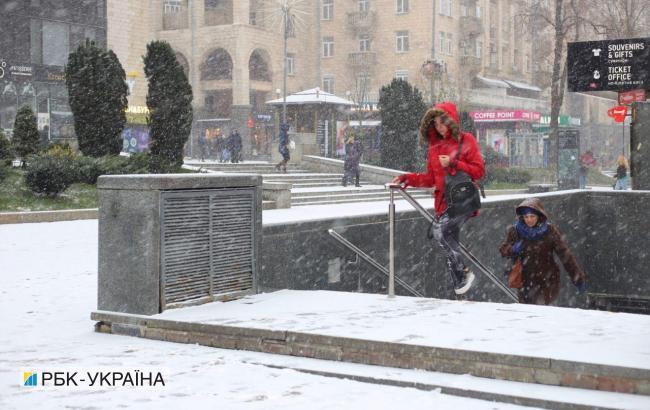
444, 137, 481, 217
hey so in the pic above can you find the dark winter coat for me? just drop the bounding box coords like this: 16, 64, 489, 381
499, 198, 587, 305
228, 131, 242, 152
399, 101, 485, 216
344, 140, 363, 170
615, 165, 627, 179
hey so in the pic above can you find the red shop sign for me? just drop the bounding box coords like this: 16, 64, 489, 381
607, 106, 628, 123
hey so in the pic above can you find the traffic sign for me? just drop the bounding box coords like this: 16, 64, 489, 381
607, 106, 628, 122
618, 89, 646, 105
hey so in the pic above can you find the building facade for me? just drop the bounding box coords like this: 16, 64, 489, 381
0, 0, 107, 145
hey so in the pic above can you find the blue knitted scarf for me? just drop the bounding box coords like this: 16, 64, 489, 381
515, 219, 549, 241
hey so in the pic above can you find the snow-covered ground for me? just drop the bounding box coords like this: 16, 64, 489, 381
2, 219, 650, 409
0, 220, 539, 409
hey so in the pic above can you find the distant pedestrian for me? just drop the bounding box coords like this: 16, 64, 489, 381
613, 154, 629, 190
275, 123, 290, 172
228, 129, 242, 163
578, 150, 596, 189
342, 136, 363, 187
499, 198, 587, 305
198, 130, 207, 162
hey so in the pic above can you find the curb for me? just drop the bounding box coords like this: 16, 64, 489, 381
0, 209, 98, 224
91, 310, 650, 397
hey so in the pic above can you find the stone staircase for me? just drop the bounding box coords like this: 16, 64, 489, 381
184, 160, 432, 207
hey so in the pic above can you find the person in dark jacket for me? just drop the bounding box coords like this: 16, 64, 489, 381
392, 101, 485, 296
614, 154, 629, 190
228, 129, 243, 163
275, 123, 291, 172
499, 197, 587, 305
342, 137, 363, 187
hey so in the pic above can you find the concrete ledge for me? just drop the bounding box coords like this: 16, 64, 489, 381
263, 181, 292, 209
91, 310, 650, 395
0, 208, 98, 224
301, 155, 402, 185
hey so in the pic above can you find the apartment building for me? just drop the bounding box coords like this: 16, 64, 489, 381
108, 1, 564, 157
0, 0, 107, 145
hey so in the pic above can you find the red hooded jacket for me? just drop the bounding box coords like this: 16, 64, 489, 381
400, 101, 485, 216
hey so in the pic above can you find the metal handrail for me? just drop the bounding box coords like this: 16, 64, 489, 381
386, 183, 518, 302
327, 229, 424, 298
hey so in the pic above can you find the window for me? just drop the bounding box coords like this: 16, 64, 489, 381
501, 46, 508, 67
476, 4, 481, 18
395, 31, 409, 52
460, 4, 467, 16
356, 74, 370, 94
525, 54, 530, 72
513, 49, 520, 70
287, 53, 295, 75
459, 40, 468, 56
438, 32, 452, 55
359, 35, 371, 52
322, 37, 334, 57
164, 0, 182, 13
476, 40, 483, 58
323, 76, 334, 93
205, 0, 223, 9
42, 21, 69, 66
396, 0, 409, 14
359, 0, 369, 12
249, 12, 257, 25
395, 70, 408, 81
439, 0, 452, 16
322, 0, 333, 20
489, 43, 497, 66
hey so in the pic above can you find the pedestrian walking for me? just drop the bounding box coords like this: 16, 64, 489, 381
228, 129, 242, 163
392, 101, 485, 296
499, 198, 587, 305
578, 150, 596, 189
613, 154, 630, 190
275, 123, 291, 172
342, 136, 363, 187
198, 130, 207, 162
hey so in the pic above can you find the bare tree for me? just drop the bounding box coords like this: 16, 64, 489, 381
590, 0, 650, 39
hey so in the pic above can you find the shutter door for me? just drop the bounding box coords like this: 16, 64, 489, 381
161, 189, 255, 307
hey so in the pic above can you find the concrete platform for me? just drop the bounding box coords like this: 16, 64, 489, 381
92, 290, 650, 406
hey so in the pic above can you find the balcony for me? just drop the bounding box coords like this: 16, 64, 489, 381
346, 11, 377, 33
348, 52, 377, 67
162, 10, 189, 30
460, 55, 482, 72
460, 16, 483, 36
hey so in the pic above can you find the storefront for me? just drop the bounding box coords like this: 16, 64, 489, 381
469, 109, 542, 155
122, 105, 150, 153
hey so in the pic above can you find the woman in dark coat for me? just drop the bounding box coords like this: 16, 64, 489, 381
499, 198, 587, 305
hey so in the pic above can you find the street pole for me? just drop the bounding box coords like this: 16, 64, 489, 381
282, 4, 288, 124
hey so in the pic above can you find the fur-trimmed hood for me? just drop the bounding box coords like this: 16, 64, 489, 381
419, 101, 461, 145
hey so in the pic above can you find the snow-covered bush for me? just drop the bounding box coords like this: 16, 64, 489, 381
24, 154, 75, 196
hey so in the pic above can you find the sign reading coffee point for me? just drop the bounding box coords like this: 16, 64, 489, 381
469, 110, 541, 122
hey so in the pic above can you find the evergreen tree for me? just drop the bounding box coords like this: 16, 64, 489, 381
378, 79, 426, 171
143, 41, 193, 173
65, 39, 128, 157
0, 127, 13, 163
12, 105, 40, 161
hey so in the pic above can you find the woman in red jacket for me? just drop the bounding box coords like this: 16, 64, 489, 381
393, 102, 485, 295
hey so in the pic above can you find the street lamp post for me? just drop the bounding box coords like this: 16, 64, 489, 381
282, 3, 288, 124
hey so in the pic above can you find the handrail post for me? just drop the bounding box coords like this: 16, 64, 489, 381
388, 188, 395, 298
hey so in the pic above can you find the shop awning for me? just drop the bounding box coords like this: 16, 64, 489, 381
475, 75, 510, 89
266, 87, 356, 106
503, 80, 542, 92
